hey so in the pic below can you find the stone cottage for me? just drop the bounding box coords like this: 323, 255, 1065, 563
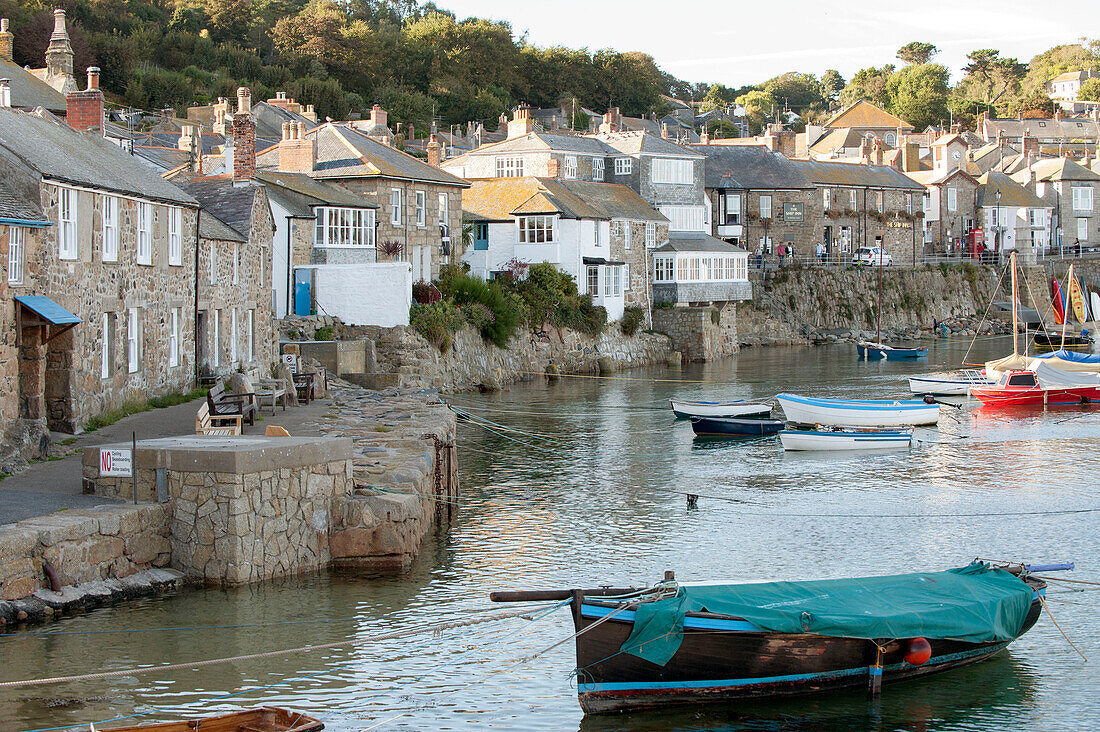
1011, 157, 1100, 250
0, 81, 199, 435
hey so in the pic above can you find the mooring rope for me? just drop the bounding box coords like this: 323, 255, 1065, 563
0, 605, 561, 689
1037, 593, 1088, 661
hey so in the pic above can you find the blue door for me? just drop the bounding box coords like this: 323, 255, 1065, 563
294, 270, 311, 316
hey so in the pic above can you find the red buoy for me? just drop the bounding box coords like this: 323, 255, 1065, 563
905, 637, 932, 666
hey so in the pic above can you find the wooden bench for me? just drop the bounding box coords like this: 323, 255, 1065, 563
208, 381, 258, 426
245, 369, 289, 415
195, 401, 242, 435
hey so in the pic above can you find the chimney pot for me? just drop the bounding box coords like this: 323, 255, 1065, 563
86, 66, 99, 91
236, 86, 251, 115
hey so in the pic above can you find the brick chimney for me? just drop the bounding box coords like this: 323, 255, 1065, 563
212, 97, 230, 136
872, 138, 884, 166
901, 141, 919, 172
0, 19, 12, 61
1022, 135, 1038, 159
700, 128, 709, 144
231, 88, 255, 182
426, 133, 441, 168
278, 121, 316, 174
661, 123, 669, 139
369, 104, 387, 128
546, 158, 559, 177
1054, 108, 1062, 123
66, 67, 104, 134
859, 137, 870, 164
268, 91, 290, 109
44, 9, 75, 93
508, 103, 534, 139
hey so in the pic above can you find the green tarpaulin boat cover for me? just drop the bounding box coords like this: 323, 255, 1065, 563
621, 564, 1034, 666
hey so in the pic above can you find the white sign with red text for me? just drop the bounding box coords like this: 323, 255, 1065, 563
99, 448, 133, 477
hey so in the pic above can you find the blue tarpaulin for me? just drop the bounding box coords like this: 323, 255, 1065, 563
14, 295, 81, 325
620, 564, 1034, 666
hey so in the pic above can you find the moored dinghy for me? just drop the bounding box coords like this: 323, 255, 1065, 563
777, 393, 940, 427
691, 416, 785, 437
908, 370, 993, 396
857, 341, 929, 360
491, 563, 1053, 713
104, 708, 323, 732
670, 398, 772, 419
779, 425, 913, 451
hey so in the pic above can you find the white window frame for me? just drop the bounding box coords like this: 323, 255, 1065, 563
849, 189, 857, 209
100, 312, 112, 379
906, 193, 913, 215
1073, 186, 1094, 213
517, 215, 556, 244
594, 221, 602, 247
127, 307, 141, 374
651, 158, 693, 185
659, 205, 706, 233
1078, 217, 1089, 242
169, 308, 179, 368
823, 189, 831, 210
102, 195, 118, 262
212, 309, 220, 368
592, 158, 605, 182
415, 190, 426, 227
390, 188, 402, 225
232, 243, 239, 284
495, 157, 524, 177
136, 202, 152, 265
721, 193, 742, 224
438, 192, 448, 227
653, 256, 674, 282
563, 156, 578, 179
947, 188, 957, 212
614, 157, 632, 176
623, 221, 632, 250
586, 265, 600, 296
247, 309, 255, 362
230, 309, 238, 364
7, 226, 24, 285
314, 207, 376, 248
58, 187, 78, 260
759, 195, 772, 219
168, 207, 182, 266
645, 222, 656, 248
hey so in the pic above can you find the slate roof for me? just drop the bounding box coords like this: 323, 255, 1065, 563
1010, 157, 1100, 183
657, 232, 745, 253
789, 159, 926, 190
976, 172, 1050, 208
462, 177, 665, 223
808, 127, 866, 156
251, 101, 317, 141
256, 123, 467, 187
0, 58, 66, 114
595, 130, 704, 157
254, 170, 376, 218
824, 100, 914, 131
982, 117, 1100, 141
904, 167, 978, 187
473, 131, 615, 156
0, 108, 196, 206
0, 169, 47, 222
174, 176, 263, 242
698, 145, 813, 190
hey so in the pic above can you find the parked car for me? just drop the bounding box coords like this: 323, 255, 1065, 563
852, 246, 892, 266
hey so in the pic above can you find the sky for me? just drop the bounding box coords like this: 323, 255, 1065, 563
437, 0, 1096, 89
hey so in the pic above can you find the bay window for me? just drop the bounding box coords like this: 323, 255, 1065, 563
315, 207, 376, 248
518, 215, 556, 243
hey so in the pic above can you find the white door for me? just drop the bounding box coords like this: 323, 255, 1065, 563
411, 246, 422, 282
421, 246, 433, 282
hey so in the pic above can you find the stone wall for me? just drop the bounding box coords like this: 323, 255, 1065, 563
651, 302, 739, 361
0, 503, 171, 601
346, 323, 675, 391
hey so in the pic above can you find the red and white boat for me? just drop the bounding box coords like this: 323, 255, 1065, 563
970, 363, 1100, 407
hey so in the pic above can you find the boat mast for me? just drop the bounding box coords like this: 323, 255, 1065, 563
1011, 251, 1018, 356
876, 247, 882, 344
1061, 263, 1074, 352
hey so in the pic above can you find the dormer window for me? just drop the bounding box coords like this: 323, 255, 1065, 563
563, 156, 577, 179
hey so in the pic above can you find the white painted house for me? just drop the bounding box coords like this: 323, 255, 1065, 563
462, 177, 667, 321
976, 171, 1053, 263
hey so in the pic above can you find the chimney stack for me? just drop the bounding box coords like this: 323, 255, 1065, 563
901, 141, 919, 172
212, 98, 230, 135
0, 19, 12, 62
546, 158, 559, 177
45, 9, 75, 93
508, 103, 534, 139
661, 122, 669, 139
278, 121, 316, 174
426, 133, 441, 168
231, 88, 255, 182
700, 128, 709, 144
65, 66, 104, 134
0, 79, 10, 108
369, 104, 388, 128
859, 137, 870, 164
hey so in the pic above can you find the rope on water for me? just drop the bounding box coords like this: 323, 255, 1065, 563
513, 369, 742, 385
1037, 593, 1088, 661
0, 605, 558, 689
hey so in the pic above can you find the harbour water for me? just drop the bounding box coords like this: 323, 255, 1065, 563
3, 337, 1099, 731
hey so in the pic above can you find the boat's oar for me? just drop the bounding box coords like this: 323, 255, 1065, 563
1025, 562, 1075, 573
921, 394, 962, 409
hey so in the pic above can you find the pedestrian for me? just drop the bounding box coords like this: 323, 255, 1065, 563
1075, 239, 1082, 258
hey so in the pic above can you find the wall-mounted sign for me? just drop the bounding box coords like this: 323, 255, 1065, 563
782, 202, 804, 222
99, 448, 132, 477
281, 353, 299, 372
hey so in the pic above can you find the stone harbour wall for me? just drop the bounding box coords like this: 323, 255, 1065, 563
651, 303, 739, 362
0, 503, 173, 604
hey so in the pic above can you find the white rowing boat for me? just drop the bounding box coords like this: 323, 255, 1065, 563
776, 393, 939, 427
669, 399, 772, 419
779, 427, 913, 451
908, 370, 993, 396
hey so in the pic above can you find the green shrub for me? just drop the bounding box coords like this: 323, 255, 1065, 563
620, 306, 645, 336
410, 302, 466, 351
314, 325, 335, 341
437, 270, 523, 347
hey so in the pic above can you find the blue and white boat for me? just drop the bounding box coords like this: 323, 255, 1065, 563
858, 341, 929, 360
779, 426, 913, 451
670, 398, 771, 420
908, 369, 993, 396
777, 393, 940, 427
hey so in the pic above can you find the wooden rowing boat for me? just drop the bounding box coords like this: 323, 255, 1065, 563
102, 707, 323, 732
669, 399, 772, 420
492, 564, 1050, 714
779, 426, 913, 451
777, 393, 940, 427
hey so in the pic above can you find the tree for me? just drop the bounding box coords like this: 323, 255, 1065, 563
1079, 78, 1100, 102
885, 63, 949, 130
897, 41, 938, 65
705, 119, 740, 138
962, 49, 1027, 106
820, 69, 844, 107
840, 65, 893, 109
763, 72, 823, 114
735, 89, 775, 133
699, 83, 740, 112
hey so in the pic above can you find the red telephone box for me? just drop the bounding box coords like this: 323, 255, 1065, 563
968, 229, 984, 258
